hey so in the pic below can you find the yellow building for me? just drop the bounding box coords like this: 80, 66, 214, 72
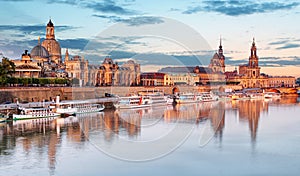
64, 49, 89, 86
268, 76, 295, 88
164, 73, 199, 86
12, 50, 42, 78
98, 57, 141, 86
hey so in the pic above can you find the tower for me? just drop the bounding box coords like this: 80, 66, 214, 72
247, 37, 260, 78
42, 19, 62, 64
249, 38, 258, 68
209, 36, 226, 73
46, 19, 55, 39
65, 48, 69, 62
218, 37, 225, 73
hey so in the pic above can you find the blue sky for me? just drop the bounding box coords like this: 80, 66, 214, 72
0, 0, 300, 76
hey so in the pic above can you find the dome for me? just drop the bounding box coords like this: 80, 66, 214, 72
31, 44, 49, 59
42, 39, 61, 58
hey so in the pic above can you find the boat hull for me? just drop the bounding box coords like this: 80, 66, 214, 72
13, 113, 60, 120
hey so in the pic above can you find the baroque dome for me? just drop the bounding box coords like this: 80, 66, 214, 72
31, 44, 49, 59
42, 39, 61, 58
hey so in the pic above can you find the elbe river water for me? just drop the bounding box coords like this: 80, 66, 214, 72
1, 97, 300, 176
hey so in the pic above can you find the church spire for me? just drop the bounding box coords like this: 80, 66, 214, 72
219, 35, 222, 49
218, 35, 223, 56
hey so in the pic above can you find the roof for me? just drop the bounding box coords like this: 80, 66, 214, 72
158, 66, 195, 73
31, 44, 49, 58
47, 19, 54, 27
16, 64, 40, 70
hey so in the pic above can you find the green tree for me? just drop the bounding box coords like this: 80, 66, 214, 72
0, 57, 15, 85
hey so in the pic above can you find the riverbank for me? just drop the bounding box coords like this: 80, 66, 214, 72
0, 85, 298, 103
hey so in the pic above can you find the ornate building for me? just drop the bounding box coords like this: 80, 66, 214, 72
226, 38, 268, 88
12, 50, 42, 78
98, 57, 141, 86
209, 37, 225, 73
64, 49, 89, 86
226, 38, 295, 88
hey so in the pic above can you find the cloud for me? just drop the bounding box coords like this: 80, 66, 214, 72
0, 24, 76, 37
226, 56, 300, 67
46, 0, 138, 15
183, 1, 299, 16
57, 38, 89, 50
93, 15, 164, 26
268, 38, 300, 50
276, 43, 300, 50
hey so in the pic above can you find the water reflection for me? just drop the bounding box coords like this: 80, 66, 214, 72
0, 96, 299, 173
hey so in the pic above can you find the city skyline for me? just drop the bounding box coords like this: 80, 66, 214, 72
0, 0, 300, 77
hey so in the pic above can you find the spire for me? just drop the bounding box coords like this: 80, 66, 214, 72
38, 36, 40, 45
218, 35, 223, 56
65, 48, 69, 62
252, 37, 255, 46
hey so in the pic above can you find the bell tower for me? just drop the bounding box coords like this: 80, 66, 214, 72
247, 37, 260, 78
46, 19, 55, 39
218, 36, 225, 73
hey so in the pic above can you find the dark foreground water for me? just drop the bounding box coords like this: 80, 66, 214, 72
1, 97, 300, 176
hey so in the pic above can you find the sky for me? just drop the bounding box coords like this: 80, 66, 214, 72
0, 0, 299, 77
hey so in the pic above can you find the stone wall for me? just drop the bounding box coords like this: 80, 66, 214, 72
0, 85, 228, 103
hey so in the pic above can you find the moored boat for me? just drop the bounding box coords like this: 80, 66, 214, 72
114, 95, 152, 109
198, 92, 219, 102
264, 92, 281, 99
176, 93, 201, 104
55, 101, 105, 115
13, 107, 60, 120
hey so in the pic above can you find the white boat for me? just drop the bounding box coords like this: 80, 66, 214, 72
56, 101, 105, 115
114, 95, 152, 109
138, 91, 173, 106
13, 107, 60, 120
176, 93, 201, 104
248, 93, 263, 100
198, 92, 219, 102
264, 92, 281, 99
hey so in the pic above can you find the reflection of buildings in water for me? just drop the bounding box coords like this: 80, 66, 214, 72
164, 104, 201, 123
270, 96, 298, 105
196, 102, 225, 141
0, 117, 87, 174
234, 100, 268, 143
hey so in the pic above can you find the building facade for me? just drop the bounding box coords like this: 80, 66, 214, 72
226, 38, 295, 88
12, 50, 42, 78
141, 72, 165, 86
64, 49, 89, 86
98, 58, 141, 86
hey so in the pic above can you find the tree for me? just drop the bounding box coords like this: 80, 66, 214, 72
0, 57, 15, 85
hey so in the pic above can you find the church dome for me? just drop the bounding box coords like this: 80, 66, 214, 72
42, 39, 61, 58
31, 44, 49, 59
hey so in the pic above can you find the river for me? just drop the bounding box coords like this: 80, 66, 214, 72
1, 97, 300, 176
